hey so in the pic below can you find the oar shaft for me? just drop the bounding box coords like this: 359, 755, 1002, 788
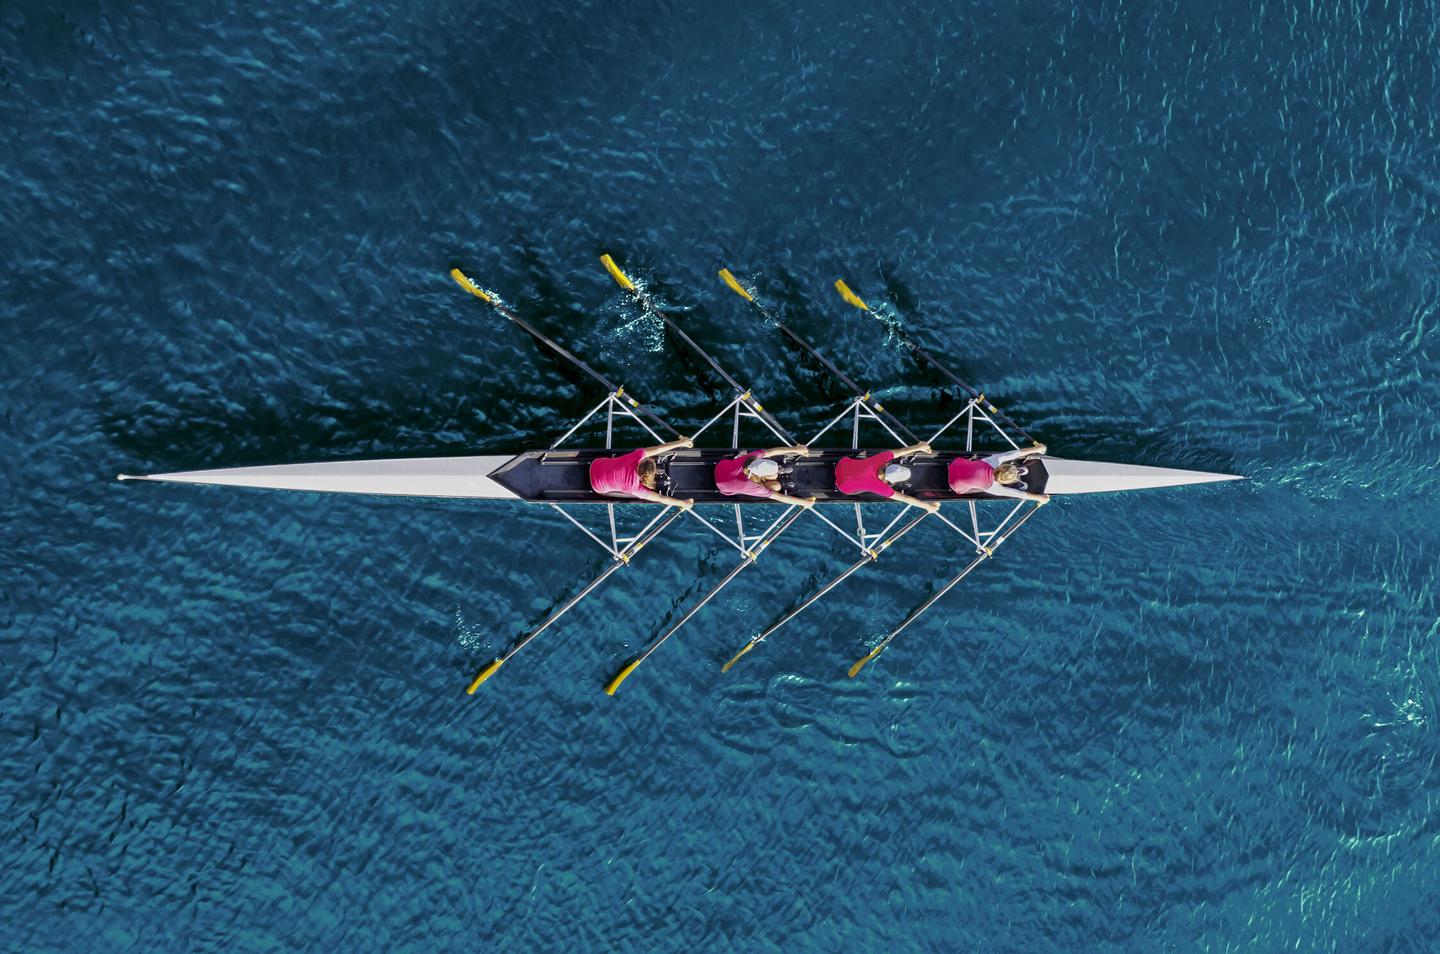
894, 333, 1034, 444
830, 273, 1033, 444
722, 268, 918, 444
743, 513, 933, 645
646, 506, 805, 659
601, 255, 796, 444
480, 506, 685, 681
607, 507, 805, 694
505, 559, 627, 659
646, 559, 753, 659
755, 554, 870, 641
885, 502, 1043, 643
452, 268, 679, 438
883, 552, 988, 644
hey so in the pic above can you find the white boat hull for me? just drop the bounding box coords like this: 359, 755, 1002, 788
120, 453, 1240, 500
118, 456, 521, 500
1040, 456, 1241, 494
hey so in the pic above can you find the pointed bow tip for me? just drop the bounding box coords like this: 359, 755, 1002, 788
1040, 458, 1247, 494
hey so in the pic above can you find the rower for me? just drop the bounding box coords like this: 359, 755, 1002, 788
714, 446, 816, 508
590, 438, 696, 508
835, 442, 940, 512
947, 443, 1050, 502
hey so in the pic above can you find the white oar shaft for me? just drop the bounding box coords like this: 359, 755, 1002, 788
513, 506, 684, 654
757, 556, 870, 639
651, 507, 803, 656
505, 560, 628, 659
646, 560, 754, 657
758, 510, 930, 643
606, 506, 805, 694
468, 507, 686, 693
873, 502, 1044, 653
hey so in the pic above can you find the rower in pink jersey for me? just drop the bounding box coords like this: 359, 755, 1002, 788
714, 445, 816, 508
589, 437, 695, 508
947, 442, 1049, 503
834, 441, 940, 512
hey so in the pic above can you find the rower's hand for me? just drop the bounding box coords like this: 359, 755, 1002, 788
1033, 442, 1048, 455
800, 496, 818, 510
796, 445, 812, 458
924, 501, 941, 514
681, 436, 695, 449
1035, 495, 1051, 506
680, 498, 696, 510
919, 442, 934, 455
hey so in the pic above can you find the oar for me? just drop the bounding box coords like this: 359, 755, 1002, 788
718, 269, 919, 444
466, 506, 686, 692
832, 278, 1036, 444
847, 499, 1045, 678
451, 267, 679, 439
600, 254, 798, 445
604, 506, 805, 695
721, 509, 931, 672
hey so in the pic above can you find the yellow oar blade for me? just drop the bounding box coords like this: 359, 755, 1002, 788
834, 279, 869, 311
450, 268, 493, 303
466, 657, 505, 693
720, 640, 756, 673
718, 268, 754, 302
604, 658, 643, 696
848, 645, 883, 678
600, 254, 637, 292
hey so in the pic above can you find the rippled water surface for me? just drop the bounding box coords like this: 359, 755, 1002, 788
4, 0, 1439, 950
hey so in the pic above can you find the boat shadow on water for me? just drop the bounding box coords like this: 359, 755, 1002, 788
100, 381, 606, 474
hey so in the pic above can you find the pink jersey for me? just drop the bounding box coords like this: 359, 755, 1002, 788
835, 450, 895, 498
715, 451, 772, 498
589, 448, 647, 497
947, 457, 995, 492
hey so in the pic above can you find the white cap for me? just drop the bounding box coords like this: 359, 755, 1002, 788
882, 463, 912, 484
747, 457, 781, 478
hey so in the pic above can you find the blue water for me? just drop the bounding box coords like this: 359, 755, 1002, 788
4, 0, 1439, 950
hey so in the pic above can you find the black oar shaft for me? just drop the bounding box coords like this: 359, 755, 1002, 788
721, 269, 919, 444
452, 268, 679, 439
893, 332, 1034, 444
601, 256, 797, 444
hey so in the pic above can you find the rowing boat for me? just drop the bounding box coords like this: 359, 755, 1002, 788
116, 451, 1235, 499
119, 255, 1241, 693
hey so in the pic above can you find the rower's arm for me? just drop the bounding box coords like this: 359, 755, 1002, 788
760, 445, 809, 458
642, 437, 694, 458
895, 442, 935, 457
769, 492, 816, 509
986, 443, 1047, 466
988, 483, 1049, 503
892, 491, 941, 513
636, 489, 694, 509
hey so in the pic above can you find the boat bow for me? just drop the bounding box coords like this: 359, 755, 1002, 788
1039, 456, 1242, 494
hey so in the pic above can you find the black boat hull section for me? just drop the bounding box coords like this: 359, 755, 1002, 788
486, 448, 1047, 504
